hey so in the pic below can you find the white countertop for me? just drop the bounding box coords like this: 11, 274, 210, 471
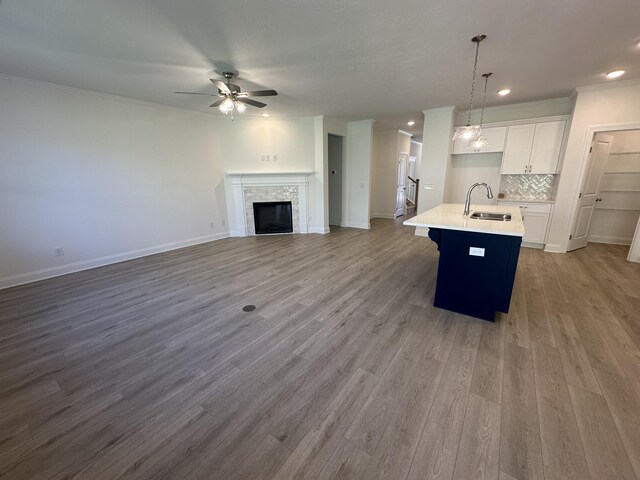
403, 203, 525, 237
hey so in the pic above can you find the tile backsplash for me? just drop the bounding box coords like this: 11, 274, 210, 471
499, 174, 556, 200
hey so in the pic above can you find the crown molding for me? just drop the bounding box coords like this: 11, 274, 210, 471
576, 77, 640, 93
422, 106, 457, 115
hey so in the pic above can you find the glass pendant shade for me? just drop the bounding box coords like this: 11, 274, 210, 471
452, 34, 487, 142
452, 124, 481, 141
219, 97, 234, 113
469, 134, 489, 151
234, 100, 246, 113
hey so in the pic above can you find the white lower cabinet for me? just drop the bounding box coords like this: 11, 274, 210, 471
497, 201, 553, 247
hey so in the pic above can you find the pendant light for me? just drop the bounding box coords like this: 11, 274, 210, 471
469, 72, 493, 151
452, 34, 487, 142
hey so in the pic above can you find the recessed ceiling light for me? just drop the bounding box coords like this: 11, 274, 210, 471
261, 113, 270, 118
407, 121, 415, 126
606, 70, 625, 79
498, 88, 511, 96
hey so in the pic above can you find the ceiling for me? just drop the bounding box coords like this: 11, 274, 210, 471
1, 0, 639, 137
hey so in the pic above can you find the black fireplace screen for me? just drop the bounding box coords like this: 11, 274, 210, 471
253, 201, 293, 234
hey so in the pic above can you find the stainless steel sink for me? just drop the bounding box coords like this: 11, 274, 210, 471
470, 211, 512, 221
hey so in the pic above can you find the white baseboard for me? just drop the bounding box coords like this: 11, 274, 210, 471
229, 230, 246, 237
588, 235, 632, 246
370, 213, 396, 219
0, 232, 230, 290
343, 222, 370, 229
308, 227, 330, 234
543, 243, 564, 253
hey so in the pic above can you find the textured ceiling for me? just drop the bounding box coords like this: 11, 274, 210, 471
1, 0, 639, 136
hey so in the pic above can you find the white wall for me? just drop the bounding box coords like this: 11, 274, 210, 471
419, 107, 456, 213
346, 120, 375, 229
0, 75, 227, 288
410, 141, 422, 176
445, 153, 502, 205
371, 130, 411, 218
457, 97, 572, 126
546, 80, 640, 253
217, 115, 321, 231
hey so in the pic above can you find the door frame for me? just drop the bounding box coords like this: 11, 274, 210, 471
567, 121, 640, 262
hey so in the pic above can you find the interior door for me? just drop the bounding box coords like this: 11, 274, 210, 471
568, 133, 614, 251
395, 153, 408, 217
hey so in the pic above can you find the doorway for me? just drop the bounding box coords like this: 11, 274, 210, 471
328, 134, 343, 227
395, 153, 408, 217
568, 129, 640, 254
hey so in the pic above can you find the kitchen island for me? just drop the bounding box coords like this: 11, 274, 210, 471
404, 203, 525, 321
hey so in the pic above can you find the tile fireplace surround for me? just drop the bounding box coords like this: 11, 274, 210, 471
225, 172, 313, 237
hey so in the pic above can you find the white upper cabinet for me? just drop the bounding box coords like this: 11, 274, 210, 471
529, 121, 566, 174
501, 121, 566, 174
501, 124, 535, 174
451, 126, 507, 155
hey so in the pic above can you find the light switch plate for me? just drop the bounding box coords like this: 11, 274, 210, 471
469, 247, 485, 257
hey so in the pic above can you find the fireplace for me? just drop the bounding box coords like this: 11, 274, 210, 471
253, 201, 293, 234
225, 172, 312, 236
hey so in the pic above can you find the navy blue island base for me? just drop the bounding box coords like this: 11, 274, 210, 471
427, 227, 522, 322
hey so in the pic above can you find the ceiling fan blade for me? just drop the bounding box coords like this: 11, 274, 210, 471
237, 98, 267, 108
240, 89, 278, 97
211, 79, 231, 95
209, 99, 224, 108
174, 91, 216, 96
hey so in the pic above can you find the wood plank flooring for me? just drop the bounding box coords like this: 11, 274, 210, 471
1, 219, 639, 480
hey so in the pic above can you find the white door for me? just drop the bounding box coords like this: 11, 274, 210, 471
501, 124, 535, 174
395, 153, 408, 217
529, 121, 565, 174
568, 133, 614, 251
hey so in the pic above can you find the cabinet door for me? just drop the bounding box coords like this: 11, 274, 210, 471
522, 211, 550, 244
529, 121, 565, 174
501, 124, 535, 174
452, 127, 507, 154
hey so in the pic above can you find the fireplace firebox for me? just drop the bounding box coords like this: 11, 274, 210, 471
253, 201, 293, 234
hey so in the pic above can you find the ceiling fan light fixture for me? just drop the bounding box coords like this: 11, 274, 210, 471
452, 34, 487, 142
234, 100, 246, 113
219, 97, 234, 113
262, 113, 270, 118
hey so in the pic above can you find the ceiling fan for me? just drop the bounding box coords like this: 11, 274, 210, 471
175, 72, 277, 117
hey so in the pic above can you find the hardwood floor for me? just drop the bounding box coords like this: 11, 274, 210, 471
1, 219, 639, 480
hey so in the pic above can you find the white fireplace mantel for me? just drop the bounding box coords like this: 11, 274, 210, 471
225, 172, 313, 237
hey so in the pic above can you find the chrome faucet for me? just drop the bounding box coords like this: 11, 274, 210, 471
463, 182, 494, 216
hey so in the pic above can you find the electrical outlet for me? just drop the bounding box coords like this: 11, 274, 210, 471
210, 222, 215, 229
54, 247, 64, 256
